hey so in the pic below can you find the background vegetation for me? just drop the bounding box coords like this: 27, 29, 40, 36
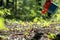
0, 0, 60, 40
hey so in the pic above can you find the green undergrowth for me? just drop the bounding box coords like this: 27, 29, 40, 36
0, 0, 60, 31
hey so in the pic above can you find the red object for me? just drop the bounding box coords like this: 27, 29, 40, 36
42, 0, 52, 14
42, 9, 48, 14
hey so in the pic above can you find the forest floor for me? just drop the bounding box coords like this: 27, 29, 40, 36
0, 21, 60, 40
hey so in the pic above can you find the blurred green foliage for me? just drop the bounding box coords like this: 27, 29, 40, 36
0, 0, 60, 40
0, 0, 60, 30
48, 33, 56, 39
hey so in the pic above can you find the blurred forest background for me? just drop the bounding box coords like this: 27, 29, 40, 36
0, 0, 60, 29
0, 0, 60, 32
0, 0, 60, 40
